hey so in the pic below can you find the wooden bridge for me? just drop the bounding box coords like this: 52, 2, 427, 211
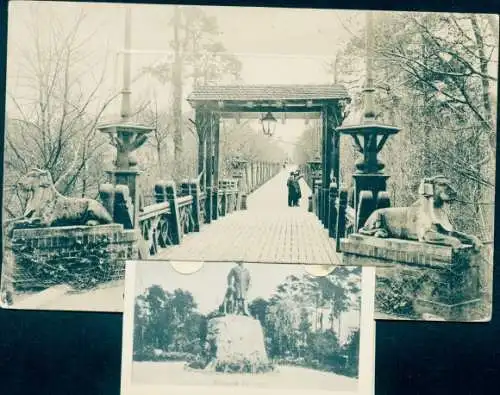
152, 167, 343, 265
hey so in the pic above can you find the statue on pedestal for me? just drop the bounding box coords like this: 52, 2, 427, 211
359, 175, 482, 251
220, 262, 251, 316
5, 168, 113, 237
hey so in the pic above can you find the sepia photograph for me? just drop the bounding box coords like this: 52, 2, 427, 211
120, 261, 375, 395
1, 1, 497, 320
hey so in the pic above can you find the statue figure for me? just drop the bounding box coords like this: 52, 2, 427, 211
359, 175, 482, 251
221, 262, 251, 316
5, 168, 113, 237
109, 131, 148, 169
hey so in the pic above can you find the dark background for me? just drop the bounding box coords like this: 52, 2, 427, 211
0, 0, 498, 394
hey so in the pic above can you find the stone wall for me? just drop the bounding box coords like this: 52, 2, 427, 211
8, 224, 140, 292
341, 234, 484, 321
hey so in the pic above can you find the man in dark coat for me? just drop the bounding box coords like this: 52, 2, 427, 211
226, 262, 251, 315
292, 171, 302, 206
287, 172, 296, 207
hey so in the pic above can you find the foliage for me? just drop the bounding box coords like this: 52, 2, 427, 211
293, 121, 322, 165
341, 328, 360, 377
296, 12, 495, 315
4, 5, 123, 219
11, 239, 125, 292
218, 120, 288, 178
133, 285, 206, 361
133, 267, 361, 378
375, 269, 432, 319
250, 266, 361, 376
145, 6, 243, 180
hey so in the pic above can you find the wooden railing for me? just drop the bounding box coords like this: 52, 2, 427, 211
244, 161, 282, 194
300, 162, 356, 252
137, 161, 281, 258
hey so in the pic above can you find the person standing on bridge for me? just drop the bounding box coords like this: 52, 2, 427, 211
287, 172, 296, 207
292, 170, 303, 207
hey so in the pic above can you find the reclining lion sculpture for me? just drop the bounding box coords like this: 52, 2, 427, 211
359, 175, 482, 251
6, 168, 113, 234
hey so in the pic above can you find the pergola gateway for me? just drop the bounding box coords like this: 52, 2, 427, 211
187, 84, 351, 224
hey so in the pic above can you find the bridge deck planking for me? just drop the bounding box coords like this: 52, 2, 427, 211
154, 168, 341, 265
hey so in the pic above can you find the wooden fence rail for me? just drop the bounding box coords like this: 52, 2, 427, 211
138, 161, 281, 258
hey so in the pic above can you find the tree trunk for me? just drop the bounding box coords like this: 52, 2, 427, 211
470, 15, 494, 134
172, 6, 183, 180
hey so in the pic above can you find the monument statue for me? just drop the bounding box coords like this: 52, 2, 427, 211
359, 175, 482, 251
108, 131, 149, 169
202, 262, 271, 374
220, 262, 251, 316
5, 168, 113, 236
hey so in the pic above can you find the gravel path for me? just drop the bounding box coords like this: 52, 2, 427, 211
131, 361, 357, 391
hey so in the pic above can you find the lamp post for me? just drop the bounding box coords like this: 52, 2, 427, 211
98, 5, 152, 229
261, 112, 277, 136
337, 11, 400, 231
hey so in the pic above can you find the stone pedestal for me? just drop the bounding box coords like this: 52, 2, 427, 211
205, 315, 272, 373
341, 234, 483, 321
106, 169, 140, 227
98, 122, 152, 229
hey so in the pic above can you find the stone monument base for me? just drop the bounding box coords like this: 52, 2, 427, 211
205, 314, 272, 374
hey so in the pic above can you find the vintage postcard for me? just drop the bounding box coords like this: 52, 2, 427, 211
120, 261, 376, 395
2, 1, 496, 322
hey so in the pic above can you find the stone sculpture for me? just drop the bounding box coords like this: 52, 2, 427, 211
359, 175, 482, 251
201, 263, 271, 374
220, 262, 251, 316
108, 131, 148, 169
5, 168, 113, 236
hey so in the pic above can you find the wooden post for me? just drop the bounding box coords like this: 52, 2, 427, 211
321, 105, 334, 227
220, 186, 227, 217
332, 128, 340, 188
196, 109, 207, 193
212, 114, 220, 220
188, 179, 201, 232
319, 110, 326, 222
336, 187, 348, 252
165, 181, 182, 244
204, 112, 213, 224
328, 181, 338, 238
252, 162, 256, 191
180, 180, 193, 232
315, 180, 322, 217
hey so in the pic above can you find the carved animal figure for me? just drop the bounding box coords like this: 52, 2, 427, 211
14, 168, 113, 229
221, 282, 236, 315
359, 175, 482, 251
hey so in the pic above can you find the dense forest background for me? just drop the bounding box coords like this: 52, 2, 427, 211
133, 266, 362, 378
295, 12, 497, 318
3, 4, 287, 217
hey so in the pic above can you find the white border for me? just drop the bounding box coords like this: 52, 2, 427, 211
120, 262, 376, 395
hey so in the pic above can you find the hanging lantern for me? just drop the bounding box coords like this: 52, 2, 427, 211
260, 112, 277, 136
